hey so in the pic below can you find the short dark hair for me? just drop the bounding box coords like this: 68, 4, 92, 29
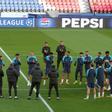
91, 63, 94, 67
0, 55, 2, 58
98, 52, 102, 55
15, 53, 20, 56
67, 51, 70, 54
80, 52, 83, 54
10, 63, 14, 67
105, 51, 109, 54
50, 52, 53, 55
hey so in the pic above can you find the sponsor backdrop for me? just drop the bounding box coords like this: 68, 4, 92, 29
0, 14, 112, 28
58, 14, 112, 28
35, 14, 112, 28
61, 18, 104, 28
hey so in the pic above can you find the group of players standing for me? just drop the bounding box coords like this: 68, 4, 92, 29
0, 41, 112, 100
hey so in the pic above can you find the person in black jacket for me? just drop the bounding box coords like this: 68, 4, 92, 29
0, 67, 4, 98
73, 52, 84, 85
6, 64, 19, 99
48, 65, 60, 100
42, 41, 51, 62
28, 63, 43, 100
56, 41, 66, 70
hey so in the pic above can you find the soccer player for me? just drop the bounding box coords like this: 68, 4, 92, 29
84, 51, 93, 73
56, 41, 66, 70
106, 60, 112, 97
0, 67, 4, 98
48, 65, 60, 100
103, 51, 111, 90
28, 63, 43, 100
27, 52, 38, 86
43, 52, 54, 86
94, 52, 103, 68
12, 53, 21, 83
96, 63, 104, 98
42, 41, 51, 62
0, 55, 5, 98
6, 64, 19, 99
0, 55, 5, 68
73, 52, 84, 85
60, 51, 73, 85
84, 63, 96, 100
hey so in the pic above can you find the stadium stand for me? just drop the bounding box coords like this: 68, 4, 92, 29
0, 0, 81, 13
89, 0, 112, 13
42, 0, 80, 13
0, 0, 112, 13
0, 0, 44, 12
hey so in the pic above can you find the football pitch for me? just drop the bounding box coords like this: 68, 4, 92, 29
0, 28, 112, 112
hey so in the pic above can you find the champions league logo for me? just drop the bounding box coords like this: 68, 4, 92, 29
26, 19, 34, 27
0, 18, 34, 27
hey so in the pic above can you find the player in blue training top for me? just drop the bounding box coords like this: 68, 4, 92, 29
106, 60, 112, 98
84, 51, 93, 74
103, 51, 112, 91
43, 52, 54, 86
0, 55, 5, 68
96, 62, 104, 98
94, 52, 103, 68
60, 51, 73, 85
27, 52, 38, 86
73, 52, 84, 85
84, 63, 96, 100
12, 53, 21, 84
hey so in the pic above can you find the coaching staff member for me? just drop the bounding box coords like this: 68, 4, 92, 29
56, 41, 66, 70
42, 41, 51, 62
28, 63, 43, 100
6, 64, 19, 99
48, 65, 60, 100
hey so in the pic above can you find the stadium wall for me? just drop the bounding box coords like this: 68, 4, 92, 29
0, 13, 112, 28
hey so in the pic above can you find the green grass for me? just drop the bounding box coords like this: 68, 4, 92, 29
0, 28, 112, 112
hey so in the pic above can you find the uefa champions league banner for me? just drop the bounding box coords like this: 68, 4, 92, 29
0, 18, 35, 27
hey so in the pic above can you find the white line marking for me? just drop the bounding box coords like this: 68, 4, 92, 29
0, 47, 54, 112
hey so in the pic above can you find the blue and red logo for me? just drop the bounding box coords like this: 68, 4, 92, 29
37, 18, 56, 28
